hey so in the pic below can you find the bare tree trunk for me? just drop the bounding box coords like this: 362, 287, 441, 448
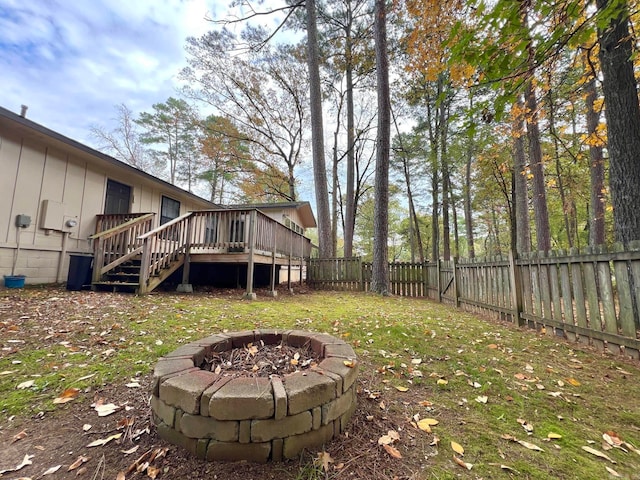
525, 79, 551, 253
513, 98, 531, 255
343, 22, 356, 258
430, 156, 439, 262
450, 182, 459, 258
442, 121, 451, 261
306, 0, 333, 258
463, 97, 476, 258
332, 126, 339, 255
597, 0, 640, 244
584, 73, 606, 246
371, 0, 390, 294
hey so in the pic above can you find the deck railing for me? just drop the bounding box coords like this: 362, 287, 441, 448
95, 213, 154, 234
92, 209, 312, 293
90, 213, 155, 284
189, 209, 312, 259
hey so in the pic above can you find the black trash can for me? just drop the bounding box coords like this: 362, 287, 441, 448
67, 254, 93, 291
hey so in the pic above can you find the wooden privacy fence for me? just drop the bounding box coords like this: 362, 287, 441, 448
308, 248, 640, 360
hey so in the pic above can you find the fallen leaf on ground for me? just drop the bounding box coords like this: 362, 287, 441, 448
125, 382, 141, 388
502, 434, 544, 452
83, 424, 92, 431
0, 454, 34, 475
518, 440, 544, 451
430, 435, 440, 447
53, 387, 80, 404
116, 472, 126, 480
417, 418, 438, 432
122, 446, 140, 455
378, 430, 400, 445
68, 456, 89, 471
316, 451, 333, 472
603, 432, 623, 447
547, 432, 562, 440
12, 430, 27, 443
453, 455, 472, 470
42, 465, 62, 475
383, 444, 402, 459
147, 465, 161, 479
94, 403, 120, 416
87, 432, 122, 447
437, 378, 448, 385
517, 418, 534, 434
606, 466, 622, 477
566, 377, 581, 386
582, 446, 616, 464
16, 380, 35, 389
343, 360, 356, 368
451, 441, 465, 455
395, 385, 409, 392
475, 395, 488, 404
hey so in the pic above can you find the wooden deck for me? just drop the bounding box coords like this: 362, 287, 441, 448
90, 209, 312, 294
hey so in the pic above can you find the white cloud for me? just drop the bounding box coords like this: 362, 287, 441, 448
0, 0, 218, 143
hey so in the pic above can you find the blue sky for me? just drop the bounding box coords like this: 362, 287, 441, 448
0, 0, 217, 144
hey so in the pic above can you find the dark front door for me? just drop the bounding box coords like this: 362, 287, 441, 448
105, 179, 131, 214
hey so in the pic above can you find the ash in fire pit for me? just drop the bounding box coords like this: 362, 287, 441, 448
151, 330, 359, 462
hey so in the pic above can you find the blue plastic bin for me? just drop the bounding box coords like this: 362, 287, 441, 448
4, 275, 26, 288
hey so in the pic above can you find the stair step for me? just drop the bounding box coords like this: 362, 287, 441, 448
94, 281, 140, 287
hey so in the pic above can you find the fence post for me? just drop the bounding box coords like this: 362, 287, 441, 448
436, 258, 442, 303
508, 250, 525, 326
359, 257, 364, 291
452, 257, 459, 308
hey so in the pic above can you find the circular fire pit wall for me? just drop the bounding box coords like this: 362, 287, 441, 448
150, 330, 359, 462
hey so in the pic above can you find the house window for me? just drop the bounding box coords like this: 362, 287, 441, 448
284, 217, 303, 235
104, 179, 131, 214
160, 196, 180, 225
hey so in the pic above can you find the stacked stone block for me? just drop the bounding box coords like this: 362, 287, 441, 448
150, 330, 359, 462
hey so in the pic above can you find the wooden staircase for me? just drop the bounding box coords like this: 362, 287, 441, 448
93, 255, 142, 293
92, 254, 185, 293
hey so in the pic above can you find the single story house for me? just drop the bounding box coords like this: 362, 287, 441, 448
0, 105, 315, 295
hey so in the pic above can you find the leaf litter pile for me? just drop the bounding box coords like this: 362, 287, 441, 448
2, 286, 640, 479
204, 341, 320, 377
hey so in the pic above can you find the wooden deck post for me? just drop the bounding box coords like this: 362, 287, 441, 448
268, 224, 278, 297
243, 210, 257, 300
177, 213, 193, 293
138, 237, 151, 294
287, 229, 293, 293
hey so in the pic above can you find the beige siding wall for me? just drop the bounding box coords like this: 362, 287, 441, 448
0, 128, 208, 284
260, 208, 305, 231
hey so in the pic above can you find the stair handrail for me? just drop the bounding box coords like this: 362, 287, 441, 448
91, 213, 156, 284
137, 212, 193, 293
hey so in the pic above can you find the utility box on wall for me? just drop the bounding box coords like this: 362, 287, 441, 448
40, 200, 65, 231
15, 214, 31, 228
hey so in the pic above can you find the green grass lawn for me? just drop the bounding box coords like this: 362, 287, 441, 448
2, 286, 640, 479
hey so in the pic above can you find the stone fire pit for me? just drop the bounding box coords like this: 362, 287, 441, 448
150, 330, 359, 462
